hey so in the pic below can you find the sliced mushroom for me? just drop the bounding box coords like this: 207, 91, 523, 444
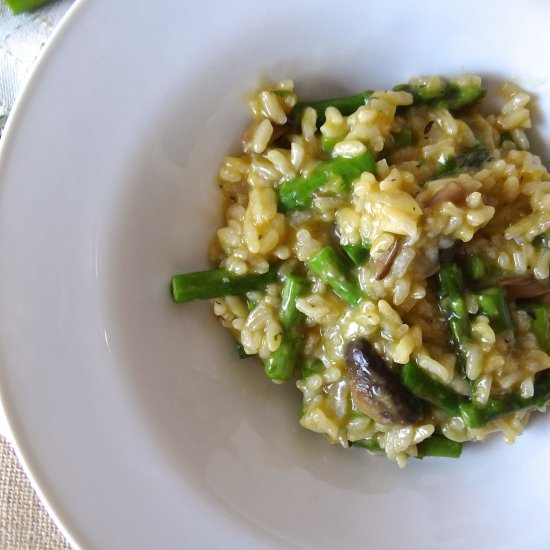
374, 238, 400, 280
498, 275, 550, 300
345, 338, 421, 426
422, 181, 469, 209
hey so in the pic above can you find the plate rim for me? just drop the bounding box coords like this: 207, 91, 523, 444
0, 1, 93, 547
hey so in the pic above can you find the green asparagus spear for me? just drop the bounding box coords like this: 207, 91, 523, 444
416, 434, 463, 458
264, 273, 309, 382
301, 358, 324, 378
436, 263, 471, 369
342, 241, 371, 266
463, 254, 487, 282
351, 437, 383, 453
5, 0, 52, 13
392, 126, 413, 147
440, 293, 471, 363
308, 245, 363, 306
246, 297, 258, 311
400, 361, 463, 417
278, 151, 376, 212
519, 302, 550, 350
443, 84, 486, 111
475, 285, 514, 333
171, 265, 278, 302
460, 371, 550, 428
264, 335, 303, 382
290, 90, 373, 127
234, 340, 251, 359
438, 261, 466, 296
434, 146, 490, 178
280, 274, 309, 331
436, 263, 487, 406
531, 304, 549, 351
352, 434, 463, 458
321, 136, 342, 154
290, 80, 485, 129
393, 82, 444, 103
393, 81, 486, 111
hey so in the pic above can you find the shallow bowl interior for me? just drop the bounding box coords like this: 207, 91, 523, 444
0, 1, 549, 548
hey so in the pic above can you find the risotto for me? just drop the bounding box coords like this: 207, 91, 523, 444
171, 75, 550, 466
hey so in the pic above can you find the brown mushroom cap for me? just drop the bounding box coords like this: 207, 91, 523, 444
345, 338, 421, 426
498, 275, 550, 300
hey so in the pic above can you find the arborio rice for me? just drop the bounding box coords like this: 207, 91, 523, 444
171, 75, 550, 467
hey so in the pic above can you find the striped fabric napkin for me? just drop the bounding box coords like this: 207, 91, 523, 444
0, 0, 74, 132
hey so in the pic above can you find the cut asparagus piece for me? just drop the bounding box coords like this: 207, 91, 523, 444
290, 80, 485, 129
392, 126, 413, 146
434, 146, 491, 178
351, 437, 383, 453
393, 81, 486, 111
342, 241, 371, 266
308, 245, 363, 306
5, 0, 52, 13
278, 151, 376, 212
264, 335, 303, 382
436, 263, 471, 370
518, 302, 550, 350
475, 285, 514, 333
463, 254, 487, 282
171, 266, 278, 302
290, 90, 373, 126
400, 361, 463, 417
460, 371, 550, 428
417, 434, 463, 458
280, 274, 309, 331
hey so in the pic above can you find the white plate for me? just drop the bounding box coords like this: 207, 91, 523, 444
1, 0, 550, 548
